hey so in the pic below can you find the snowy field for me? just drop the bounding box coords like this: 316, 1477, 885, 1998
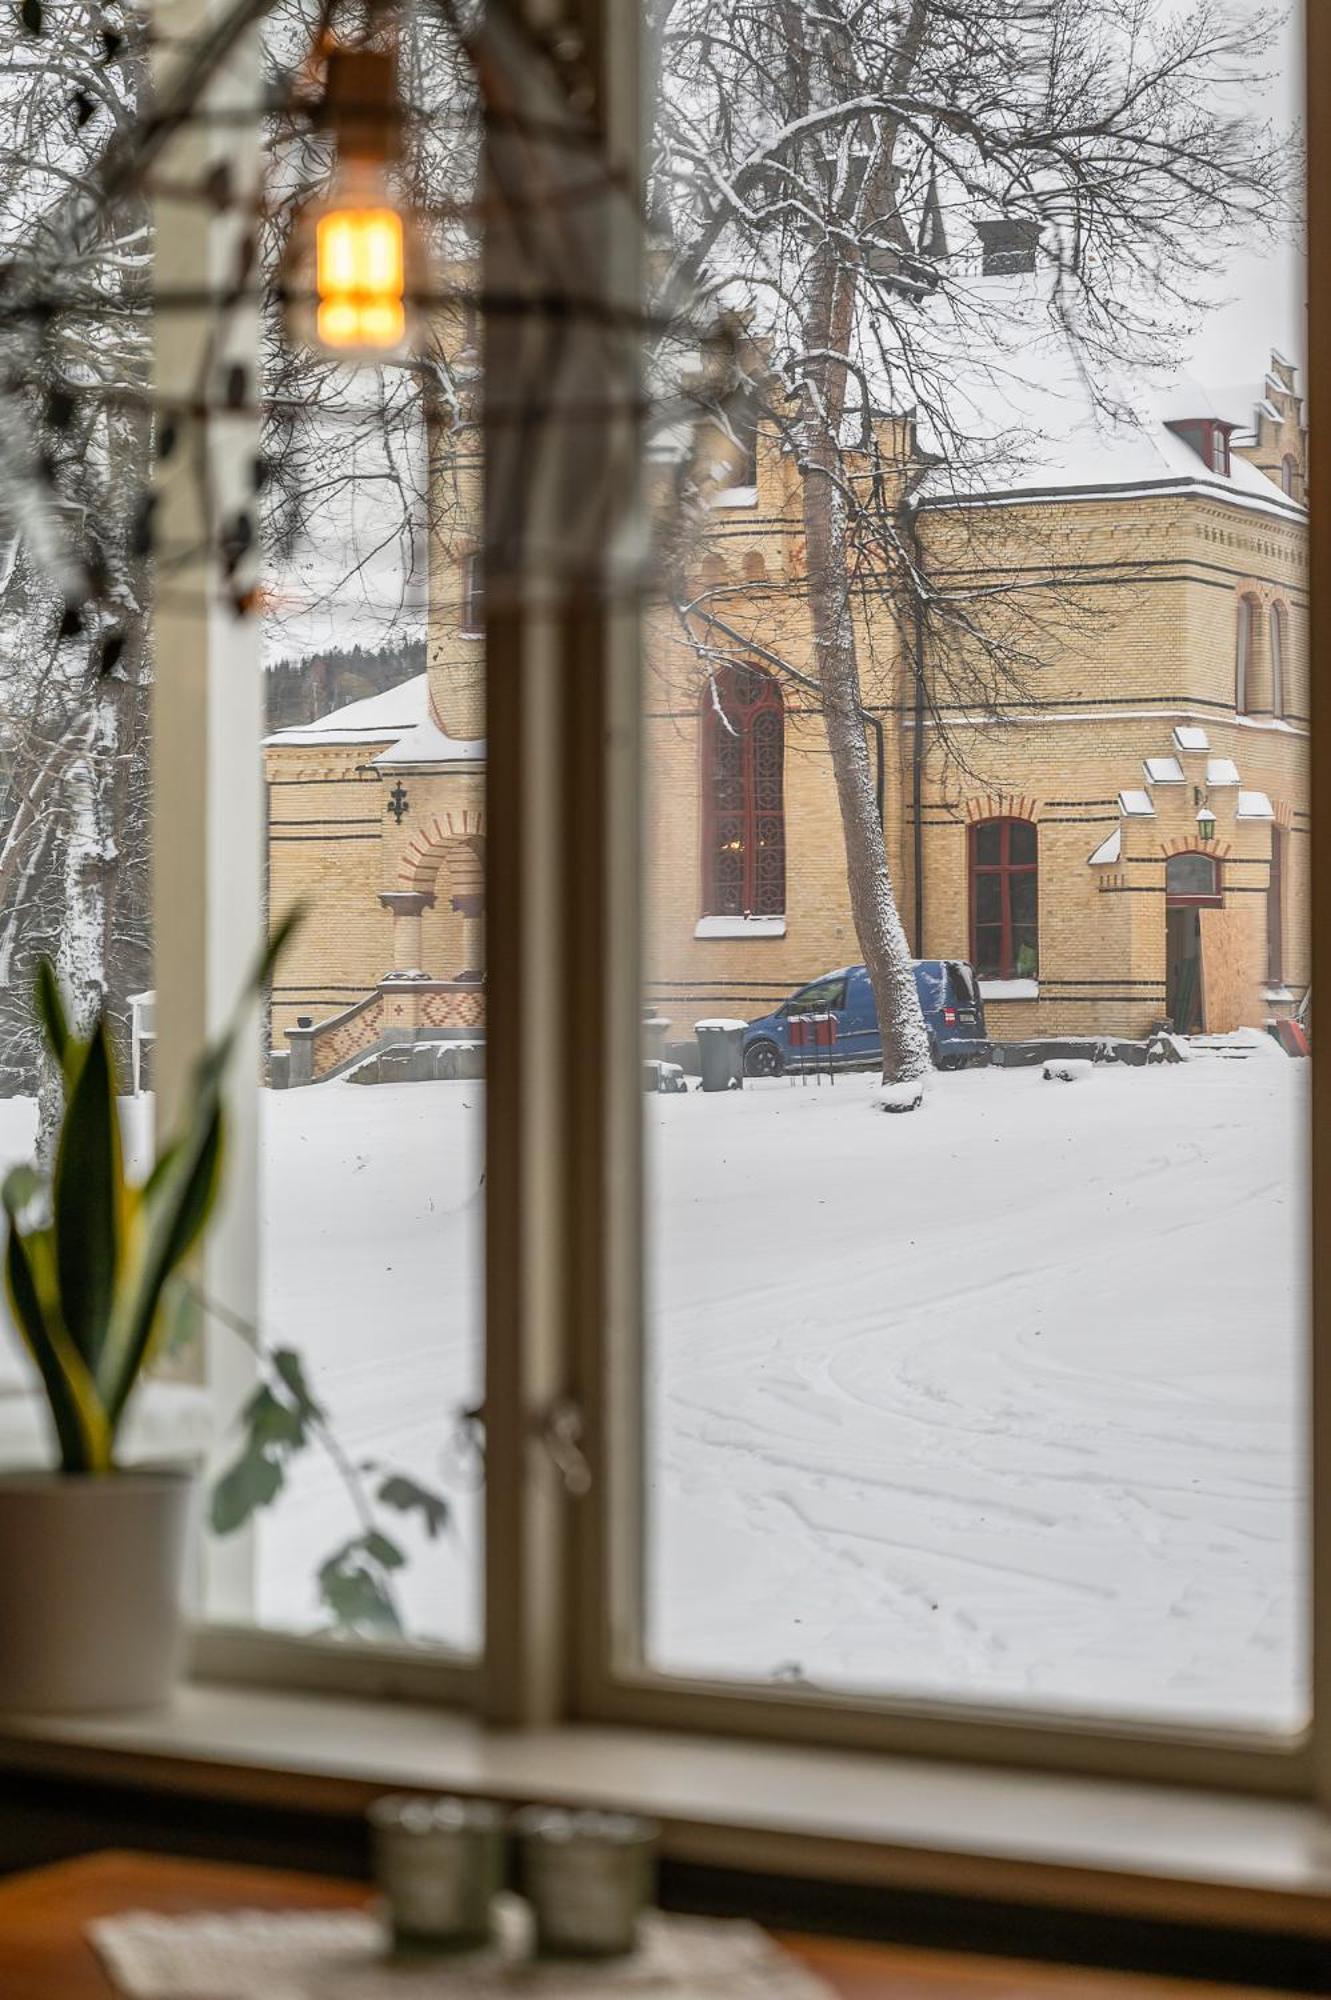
0, 1050, 1308, 1728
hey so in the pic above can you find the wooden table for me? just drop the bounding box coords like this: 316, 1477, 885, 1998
0, 1851, 1297, 2000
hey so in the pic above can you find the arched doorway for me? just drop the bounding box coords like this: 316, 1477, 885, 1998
1165, 850, 1221, 1032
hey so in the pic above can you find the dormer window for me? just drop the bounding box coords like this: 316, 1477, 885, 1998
1166, 418, 1233, 476
976, 218, 1040, 276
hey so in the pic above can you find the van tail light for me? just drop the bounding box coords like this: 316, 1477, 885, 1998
943, 1006, 957, 1025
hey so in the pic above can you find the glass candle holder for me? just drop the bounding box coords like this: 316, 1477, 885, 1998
515, 1807, 658, 1958
369, 1794, 505, 1951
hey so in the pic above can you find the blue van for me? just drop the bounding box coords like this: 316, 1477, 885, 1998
742, 961, 990, 1077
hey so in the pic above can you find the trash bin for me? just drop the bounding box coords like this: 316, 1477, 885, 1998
694, 1018, 746, 1092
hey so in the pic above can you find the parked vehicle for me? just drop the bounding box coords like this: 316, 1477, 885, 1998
742, 961, 990, 1078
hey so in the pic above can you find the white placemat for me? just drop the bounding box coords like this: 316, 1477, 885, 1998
88, 1899, 835, 1999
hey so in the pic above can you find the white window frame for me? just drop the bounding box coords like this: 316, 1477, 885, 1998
150, 0, 1331, 1816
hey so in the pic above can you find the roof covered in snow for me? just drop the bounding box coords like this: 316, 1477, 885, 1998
264, 674, 484, 764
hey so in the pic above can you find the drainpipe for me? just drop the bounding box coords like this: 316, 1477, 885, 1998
900, 484, 929, 958
699, 610, 885, 831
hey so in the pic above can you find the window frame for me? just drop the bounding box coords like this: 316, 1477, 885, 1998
699, 661, 787, 920
968, 816, 1039, 980
1236, 592, 1259, 712
1165, 849, 1224, 909
152, 0, 1331, 1816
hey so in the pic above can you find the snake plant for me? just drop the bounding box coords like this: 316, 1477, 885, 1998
2, 914, 299, 1473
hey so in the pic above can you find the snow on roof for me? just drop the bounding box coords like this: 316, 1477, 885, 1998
1173, 725, 1210, 754
1088, 828, 1121, 866
264, 673, 429, 748
1206, 757, 1240, 787
374, 716, 485, 767
1236, 790, 1274, 820
1144, 756, 1183, 784
264, 673, 485, 765
1118, 789, 1155, 817
913, 333, 1303, 522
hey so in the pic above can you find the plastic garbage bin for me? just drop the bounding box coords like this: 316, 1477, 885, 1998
694, 1018, 746, 1092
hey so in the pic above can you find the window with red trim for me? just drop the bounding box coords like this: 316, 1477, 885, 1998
701, 662, 785, 917
1166, 850, 1223, 908
969, 817, 1038, 978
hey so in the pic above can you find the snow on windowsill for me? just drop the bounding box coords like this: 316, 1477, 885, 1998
1262, 986, 1295, 1003
709, 486, 759, 509
979, 978, 1039, 1001
694, 915, 787, 939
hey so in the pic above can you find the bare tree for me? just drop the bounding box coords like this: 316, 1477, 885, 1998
649, 0, 1289, 1100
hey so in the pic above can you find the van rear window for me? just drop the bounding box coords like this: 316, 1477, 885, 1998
948, 962, 978, 1005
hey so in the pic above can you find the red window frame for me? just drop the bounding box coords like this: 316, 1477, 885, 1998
969, 817, 1038, 979
700, 662, 785, 917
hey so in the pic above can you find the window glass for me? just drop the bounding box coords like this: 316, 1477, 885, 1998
203, 9, 484, 1652
641, 0, 1308, 1734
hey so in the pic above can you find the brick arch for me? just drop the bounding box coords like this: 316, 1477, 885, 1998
1160, 834, 1231, 859
963, 792, 1039, 824
399, 809, 486, 896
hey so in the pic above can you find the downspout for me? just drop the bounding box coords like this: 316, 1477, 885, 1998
700, 609, 885, 831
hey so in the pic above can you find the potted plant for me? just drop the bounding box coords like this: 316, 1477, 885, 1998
0, 921, 294, 1713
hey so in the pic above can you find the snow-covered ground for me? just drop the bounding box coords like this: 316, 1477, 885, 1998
0, 1051, 1307, 1728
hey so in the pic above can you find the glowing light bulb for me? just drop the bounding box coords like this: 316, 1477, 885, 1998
315, 199, 406, 353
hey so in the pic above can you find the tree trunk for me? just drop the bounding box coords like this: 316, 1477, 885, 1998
800, 414, 931, 1094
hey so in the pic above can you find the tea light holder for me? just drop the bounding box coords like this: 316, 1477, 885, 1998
369, 1794, 505, 1951
515, 1807, 658, 1958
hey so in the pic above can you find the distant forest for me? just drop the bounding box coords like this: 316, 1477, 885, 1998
265, 641, 425, 732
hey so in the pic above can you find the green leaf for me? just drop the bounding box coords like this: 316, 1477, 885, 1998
5, 1225, 109, 1470
2, 1163, 46, 1222
376, 1473, 449, 1539
53, 1018, 121, 1377
363, 1529, 406, 1570
272, 1347, 324, 1422
209, 1442, 285, 1534
242, 1383, 307, 1449
102, 1100, 225, 1428
317, 1540, 403, 1636
33, 960, 69, 1068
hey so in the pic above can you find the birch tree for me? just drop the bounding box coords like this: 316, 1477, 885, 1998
649, 0, 1289, 1099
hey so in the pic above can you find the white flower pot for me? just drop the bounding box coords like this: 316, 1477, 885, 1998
0, 1468, 193, 1713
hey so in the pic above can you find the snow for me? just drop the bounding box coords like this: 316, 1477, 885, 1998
878, 1079, 926, 1113
1237, 791, 1275, 820
1087, 830, 1121, 867
693, 1018, 748, 1033
1143, 757, 1183, 785
978, 977, 1038, 1000
1206, 758, 1241, 788
0, 1057, 1308, 1727
1118, 789, 1155, 817
1173, 726, 1210, 754
262, 674, 431, 748
1042, 1060, 1093, 1083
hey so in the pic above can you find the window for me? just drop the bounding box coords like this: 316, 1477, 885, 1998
1268, 828, 1287, 984
1270, 602, 1288, 716
1166, 850, 1223, 907
1166, 418, 1232, 475
1236, 593, 1260, 711
460, 553, 484, 638
976, 218, 1040, 275
701, 663, 786, 917
1282, 453, 1298, 497
969, 818, 1038, 978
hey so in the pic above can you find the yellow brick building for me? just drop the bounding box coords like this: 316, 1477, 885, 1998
264, 350, 1308, 1078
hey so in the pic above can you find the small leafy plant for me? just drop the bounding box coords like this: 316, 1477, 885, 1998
2, 916, 297, 1473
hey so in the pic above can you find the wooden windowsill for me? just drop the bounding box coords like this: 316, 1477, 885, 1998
2, 1684, 1330, 1938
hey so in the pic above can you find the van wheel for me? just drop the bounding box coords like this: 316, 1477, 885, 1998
744, 1038, 784, 1079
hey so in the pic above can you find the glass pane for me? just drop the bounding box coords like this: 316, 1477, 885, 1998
1008, 820, 1037, 865
206, 14, 483, 1651
641, 0, 1307, 1733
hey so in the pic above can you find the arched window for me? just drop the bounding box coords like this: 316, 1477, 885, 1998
1269, 602, 1287, 717
1281, 454, 1298, 497
969, 818, 1038, 979
701, 663, 785, 917
1235, 594, 1261, 712
1166, 850, 1222, 908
